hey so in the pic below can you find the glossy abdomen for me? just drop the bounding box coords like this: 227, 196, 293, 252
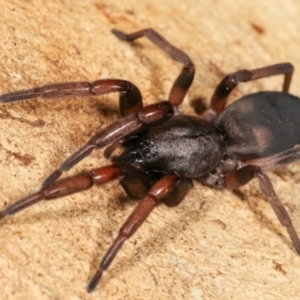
215, 91, 300, 160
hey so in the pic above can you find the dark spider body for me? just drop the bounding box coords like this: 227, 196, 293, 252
217, 91, 300, 160
118, 114, 224, 178
0, 28, 300, 293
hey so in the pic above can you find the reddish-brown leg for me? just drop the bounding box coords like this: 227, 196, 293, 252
112, 28, 195, 106
206, 62, 294, 119
0, 165, 123, 220
0, 79, 143, 117
103, 139, 125, 159
223, 165, 300, 254
245, 144, 300, 171
119, 165, 152, 200
163, 178, 193, 207
42, 101, 174, 187
87, 173, 180, 293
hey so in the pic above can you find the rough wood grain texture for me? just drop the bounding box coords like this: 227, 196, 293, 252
0, 1, 300, 299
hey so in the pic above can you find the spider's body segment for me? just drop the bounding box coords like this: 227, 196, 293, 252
216, 91, 300, 160
117, 114, 225, 178
0, 28, 300, 293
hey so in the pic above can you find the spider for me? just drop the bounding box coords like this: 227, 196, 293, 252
0, 28, 300, 293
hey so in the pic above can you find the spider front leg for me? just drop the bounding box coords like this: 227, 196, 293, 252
221, 165, 300, 254
87, 173, 180, 293
112, 28, 195, 106
0, 165, 123, 220
0, 79, 143, 117
42, 101, 174, 187
204, 62, 294, 120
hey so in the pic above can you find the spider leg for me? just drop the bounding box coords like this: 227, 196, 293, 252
205, 62, 294, 119
163, 178, 193, 207
42, 101, 174, 187
223, 165, 300, 254
245, 144, 300, 171
0, 165, 123, 220
87, 173, 180, 293
112, 28, 195, 106
103, 139, 125, 159
0, 79, 143, 117
119, 165, 152, 200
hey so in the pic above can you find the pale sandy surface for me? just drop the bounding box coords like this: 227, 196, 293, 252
0, 1, 300, 299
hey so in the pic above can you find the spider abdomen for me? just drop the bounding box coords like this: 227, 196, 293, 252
216, 91, 300, 160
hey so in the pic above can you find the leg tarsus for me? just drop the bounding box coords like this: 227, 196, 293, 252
87, 270, 103, 293
251, 63, 294, 92
0, 79, 143, 117
209, 62, 294, 115
0, 165, 123, 220
87, 173, 180, 293
43, 170, 63, 188
254, 168, 300, 254
221, 165, 300, 254
112, 28, 195, 106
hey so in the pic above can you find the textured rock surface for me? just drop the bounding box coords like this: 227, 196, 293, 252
0, 1, 300, 299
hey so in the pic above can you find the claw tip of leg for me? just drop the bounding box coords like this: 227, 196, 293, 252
86, 270, 103, 293
111, 29, 126, 40
0, 211, 6, 221
42, 170, 62, 187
